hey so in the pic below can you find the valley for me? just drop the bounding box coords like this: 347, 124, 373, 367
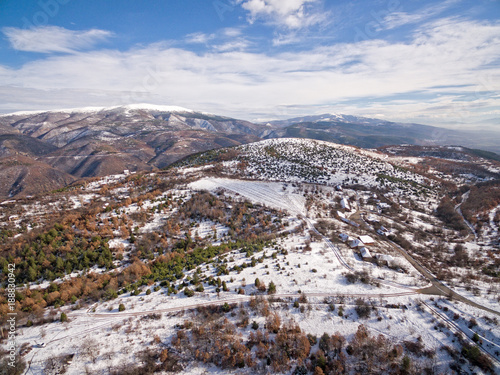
0, 138, 499, 374
1, 105, 499, 200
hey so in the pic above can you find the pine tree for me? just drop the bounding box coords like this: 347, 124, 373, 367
268, 281, 276, 294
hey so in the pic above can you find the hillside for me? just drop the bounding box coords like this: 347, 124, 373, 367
0, 155, 75, 198
1, 138, 499, 374
266, 115, 500, 154
0, 105, 263, 198
0, 105, 499, 199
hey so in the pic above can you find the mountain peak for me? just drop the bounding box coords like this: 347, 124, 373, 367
119, 103, 194, 113
0, 103, 195, 117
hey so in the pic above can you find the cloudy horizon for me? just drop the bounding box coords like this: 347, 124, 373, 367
0, 0, 499, 130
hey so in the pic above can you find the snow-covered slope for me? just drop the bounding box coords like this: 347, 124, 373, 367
182, 138, 437, 198
0, 103, 195, 117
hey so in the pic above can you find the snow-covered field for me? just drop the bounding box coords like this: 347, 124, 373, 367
189, 178, 306, 216
2, 138, 500, 374
16, 234, 500, 374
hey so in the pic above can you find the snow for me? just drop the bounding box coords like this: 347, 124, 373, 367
108, 238, 130, 249
0, 106, 113, 116
189, 177, 306, 216
121, 103, 194, 113
359, 235, 375, 244
0, 103, 195, 117
3, 137, 500, 374
14, 230, 496, 374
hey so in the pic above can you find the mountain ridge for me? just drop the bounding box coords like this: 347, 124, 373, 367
0, 104, 498, 199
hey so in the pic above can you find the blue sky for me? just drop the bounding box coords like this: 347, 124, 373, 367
0, 0, 499, 130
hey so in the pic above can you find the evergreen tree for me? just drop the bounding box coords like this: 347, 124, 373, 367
268, 281, 276, 294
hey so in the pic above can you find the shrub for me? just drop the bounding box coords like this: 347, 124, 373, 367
461, 344, 493, 372
119, 304, 125, 312
436, 198, 467, 231
338, 305, 344, 317
294, 365, 308, 375
355, 298, 371, 319
60, 312, 68, 322
222, 302, 231, 312
266, 312, 281, 333
307, 333, 317, 346
345, 270, 372, 285
268, 281, 277, 294
401, 355, 411, 373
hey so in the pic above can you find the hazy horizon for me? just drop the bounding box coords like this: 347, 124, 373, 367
0, 0, 499, 132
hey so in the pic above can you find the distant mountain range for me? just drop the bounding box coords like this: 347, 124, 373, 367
265, 114, 500, 153
0, 104, 498, 198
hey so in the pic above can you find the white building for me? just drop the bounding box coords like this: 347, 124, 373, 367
358, 235, 375, 245
349, 239, 364, 248
340, 197, 350, 211
360, 247, 372, 260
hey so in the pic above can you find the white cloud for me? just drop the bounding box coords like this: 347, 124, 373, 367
186, 28, 249, 52
0, 18, 499, 127
3, 26, 112, 54
236, 0, 326, 29
185, 32, 215, 44
222, 28, 243, 38
379, 0, 459, 30
213, 40, 251, 52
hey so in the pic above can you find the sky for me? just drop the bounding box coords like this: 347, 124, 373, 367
0, 0, 499, 130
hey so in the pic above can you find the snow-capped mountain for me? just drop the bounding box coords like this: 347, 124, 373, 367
265, 113, 391, 128
0, 104, 498, 199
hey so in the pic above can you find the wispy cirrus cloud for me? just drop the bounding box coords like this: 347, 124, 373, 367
379, 0, 460, 30
2, 25, 113, 53
185, 32, 215, 45
185, 28, 249, 52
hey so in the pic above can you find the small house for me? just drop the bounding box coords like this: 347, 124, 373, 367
339, 233, 350, 242
377, 227, 389, 236
358, 235, 375, 245
374, 254, 394, 265
377, 202, 391, 210
365, 215, 379, 223
349, 239, 364, 248
340, 197, 350, 211
360, 247, 372, 261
